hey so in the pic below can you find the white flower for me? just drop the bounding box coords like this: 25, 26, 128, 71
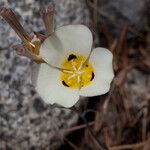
31, 25, 114, 108
1, 6, 113, 108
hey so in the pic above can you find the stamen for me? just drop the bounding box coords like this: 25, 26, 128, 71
68, 74, 75, 80
71, 60, 77, 71
40, 3, 54, 35
77, 71, 84, 75
62, 70, 73, 74
77, 75, 82, 90
78, 60, 84, 71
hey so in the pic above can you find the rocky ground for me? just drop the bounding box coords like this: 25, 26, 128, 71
0, 0, 90, 149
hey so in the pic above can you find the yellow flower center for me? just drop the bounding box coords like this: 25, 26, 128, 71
60, 54, 95, 89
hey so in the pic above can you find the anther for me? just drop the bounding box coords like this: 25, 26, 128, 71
62, 70, 73, 74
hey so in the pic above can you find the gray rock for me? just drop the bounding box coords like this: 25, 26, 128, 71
98, 0, 147, 36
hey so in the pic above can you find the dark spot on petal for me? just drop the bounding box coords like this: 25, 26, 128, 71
86, 64, 88, 67
62, 81, 69, 87
91, 72, 95, 81
68, 54, 77, 61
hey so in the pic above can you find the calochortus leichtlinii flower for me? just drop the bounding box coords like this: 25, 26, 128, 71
0, 4, 114, 108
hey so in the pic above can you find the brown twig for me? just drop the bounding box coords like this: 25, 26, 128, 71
142, 105, 148, 141
65, 121, 95, 133
104, 128, 112, 149
64, 137, 78, 150
93, 0, 98, 26
99, 22, 114, 49
113, 25, 129, 86
109, 139, 150, 150
103, 24, 129, 114
103, 81, 116, 114
71, 106, 108, 150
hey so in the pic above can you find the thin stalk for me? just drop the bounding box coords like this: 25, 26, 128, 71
71, 106, 108, 150
45, 62, 72, 73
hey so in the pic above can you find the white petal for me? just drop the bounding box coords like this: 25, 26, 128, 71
32, 64, 79, 108
79, 48, 114, 97
40, 25, 93, 67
